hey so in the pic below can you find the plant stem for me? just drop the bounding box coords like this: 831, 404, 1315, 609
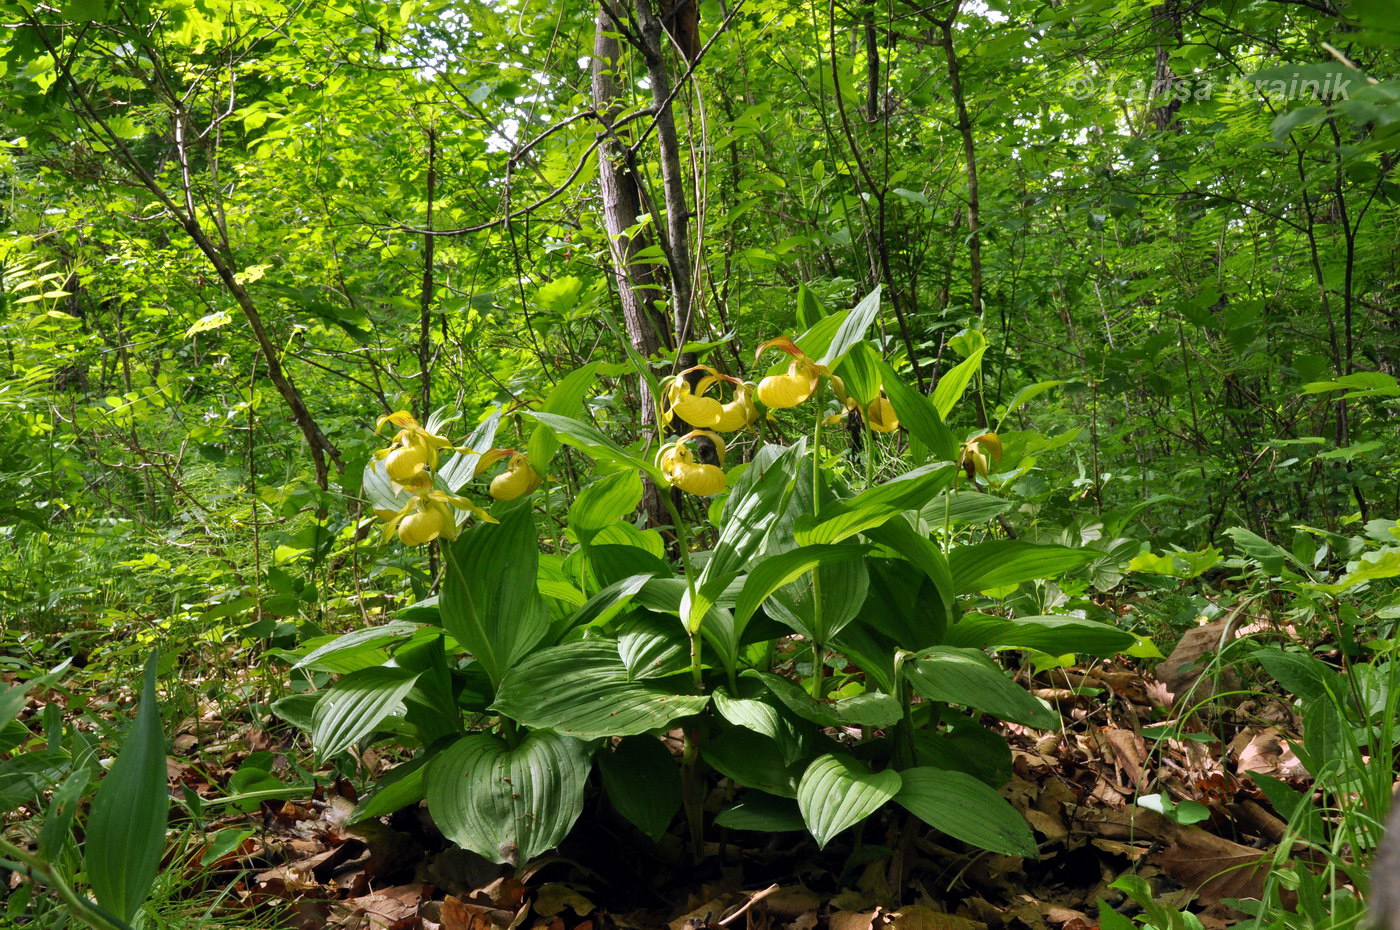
810, 404, 825, 698
662, 491, 706, 860
0, 836, 134, 930
661, 493, 701, 691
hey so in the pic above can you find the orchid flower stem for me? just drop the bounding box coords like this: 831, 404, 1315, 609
863, 417, 874, 487
662, 490, 705, 860
810, 404, 825, 699
661, 493, 700, 692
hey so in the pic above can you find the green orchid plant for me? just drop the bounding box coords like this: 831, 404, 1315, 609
276, 288, 1140, 869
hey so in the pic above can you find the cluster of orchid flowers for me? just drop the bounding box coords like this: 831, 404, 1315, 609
656, 337, 906, 497
372, 411, 540, 546
374, 336, 1003, 545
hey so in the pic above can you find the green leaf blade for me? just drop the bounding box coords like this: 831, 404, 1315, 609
796, 753, 901, 849
895, 767, 1037, 857
86, 652, 169, 924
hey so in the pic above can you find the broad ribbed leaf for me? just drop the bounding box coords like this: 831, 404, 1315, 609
865, 516, 956, 614
437, 407, 503, 492
819, 285, 882, 366
493, 640, 708, 739
749, 671, 902, 728
712, 687, 788, 740
597, 736, 681, 841
689, 443, 801, 632
311, 666, 421, 758
527, 412, 663, 482
426, 731, 590, 865
527, 362, 602, 469
797, 753, 901, 848
765, 555, 869, 644
704, 727, 804, 798
947, 540, 1096, 595
618, 612, 689, 679
944, 614, 1136, 657
931, 343, 986, 419
570, 470, 644, 544
440, 502, 549, 688
293, 621, 419, 671
878, 360, 959, 462
351, 752, 432, 823
87, 652, 168, 923
731, 544, 870, 635
920, 491, 1012, 529
794, 464, 955, 546
716, 794, 806, 832
905, 647, 1058, 730
835, 340, 882, 406
895, 767, 1037, 857
567, 573, 654, 634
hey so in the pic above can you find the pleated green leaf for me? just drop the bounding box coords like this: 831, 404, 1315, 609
597, 735, 681, 840
493, 640, 708, 739
426, 730, 591, 865
947, 540, 1096, 595
440, 502, 550, 689
904, 647, 1058, 730
797, 753, 901, 848
311, 666, 421, 759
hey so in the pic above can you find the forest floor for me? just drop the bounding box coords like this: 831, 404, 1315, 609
53, 608, 1332, 930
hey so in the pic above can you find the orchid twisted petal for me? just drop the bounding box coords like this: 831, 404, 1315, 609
960, 432, 1003, 479
374, 411, 456, 487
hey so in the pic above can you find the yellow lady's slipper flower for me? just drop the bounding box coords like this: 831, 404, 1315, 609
658, 430, 728, 496
754, 337, 824, 409
374, 411, 456, 486
663, 367, 759, 432
376, 482, 495, 547
712, 383, 758, 431
489, 453, 543, 501
867, 393, 899, 433
959, 432, 1003, 480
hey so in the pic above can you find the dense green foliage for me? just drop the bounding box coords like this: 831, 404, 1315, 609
2, 0, 1400, 926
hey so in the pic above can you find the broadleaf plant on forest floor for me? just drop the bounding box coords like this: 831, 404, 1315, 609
277, 297, 1141, 868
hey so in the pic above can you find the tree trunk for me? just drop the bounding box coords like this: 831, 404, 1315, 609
592, 4, 675, 528
634, 0, 698, 362
592, 5, 673, 375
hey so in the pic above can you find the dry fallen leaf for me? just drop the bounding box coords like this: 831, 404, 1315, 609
328, 884, 423, 929
533, 884, 595, 919
441, 894, 515, 930
1234, 727, 1309, 781
760, 886, 821, 919
1152, 823, 1270, 905
668, 893, 740, 930
886, 904, 985, 930
1158, 616, 1244, 706
828, 908, 880, 930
